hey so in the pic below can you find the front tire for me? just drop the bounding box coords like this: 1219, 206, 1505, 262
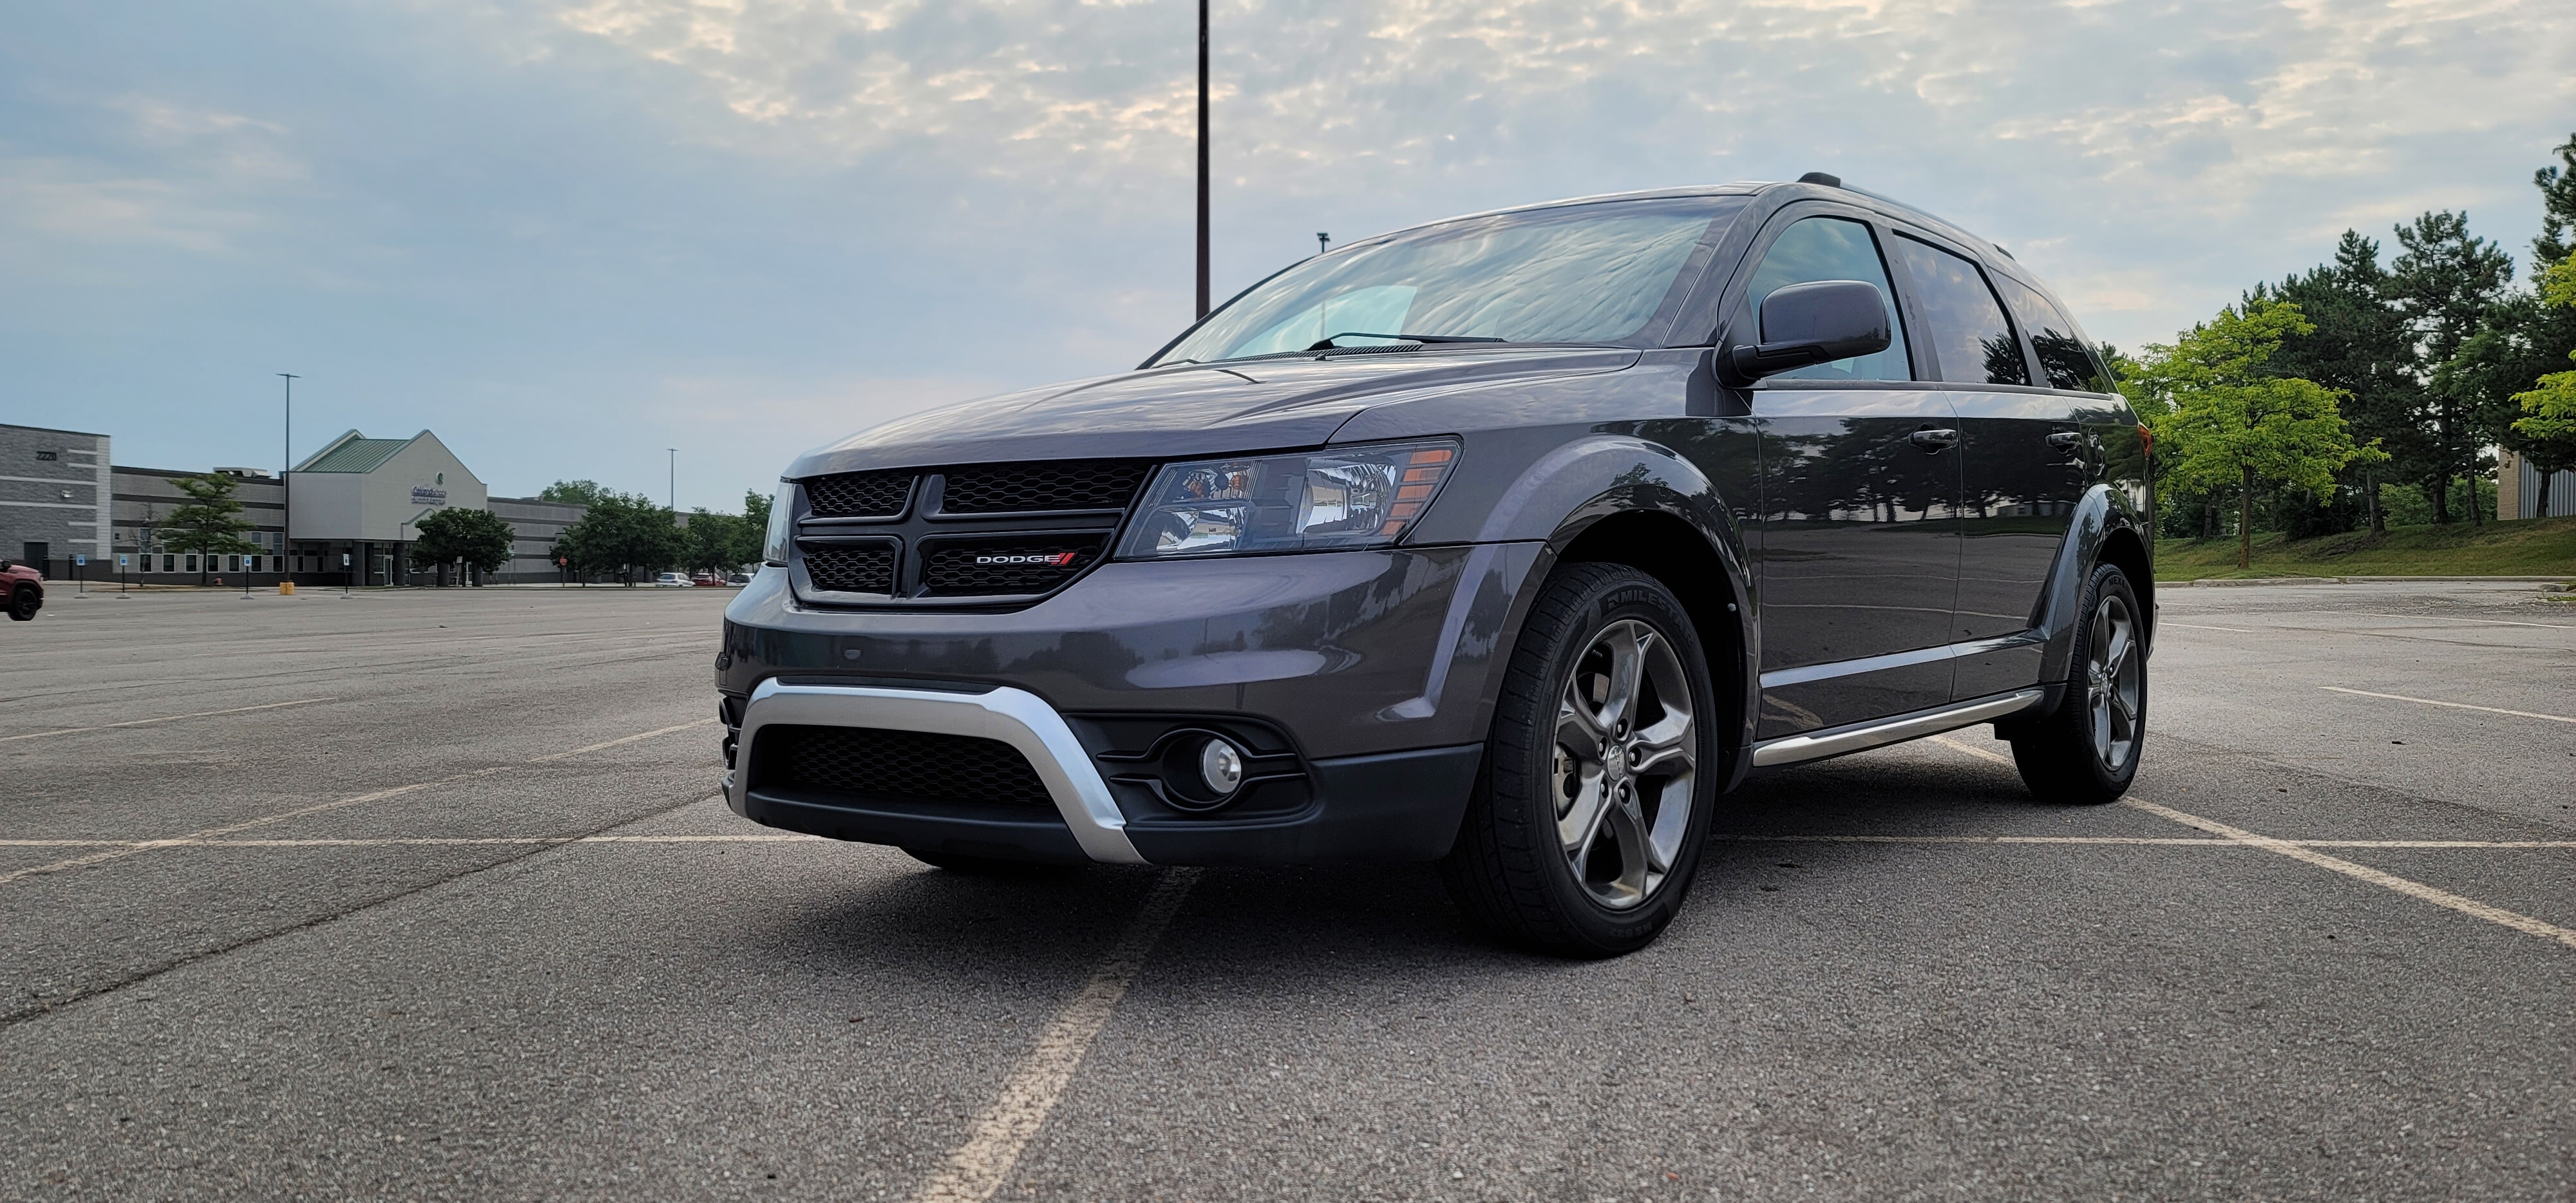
2007, 562, 2146, 804
8, 587, 37, 621
1441, 564, 1719, 958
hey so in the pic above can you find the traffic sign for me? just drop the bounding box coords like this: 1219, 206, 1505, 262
74, 554, 86, 566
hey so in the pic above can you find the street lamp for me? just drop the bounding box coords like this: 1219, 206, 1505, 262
668, 448, 677, 511
279, 372, 298, 584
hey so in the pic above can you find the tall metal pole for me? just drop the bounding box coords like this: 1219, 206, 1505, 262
1195, 0, 1210, 319
668, 448, 677, 510
279, 373, 299, 583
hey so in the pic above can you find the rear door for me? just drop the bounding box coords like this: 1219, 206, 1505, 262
1883, 231, 2094, 698
1736, 208, 1964, 736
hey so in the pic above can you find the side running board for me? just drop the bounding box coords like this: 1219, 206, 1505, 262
1749, 688, 2043, 769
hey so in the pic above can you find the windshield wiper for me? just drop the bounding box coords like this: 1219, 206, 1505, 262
1305, 332, 1508, 351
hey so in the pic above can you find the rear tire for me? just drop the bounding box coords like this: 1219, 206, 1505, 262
8, 587, 37, 621
902, 848, 1077, 876
2007, 562, 2146, 804
1440, 564, 1719, 958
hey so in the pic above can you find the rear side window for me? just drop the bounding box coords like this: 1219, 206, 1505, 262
1889, 236, 2027, 386
1735, 216, 1912, 383
1993, 275, 2109, 392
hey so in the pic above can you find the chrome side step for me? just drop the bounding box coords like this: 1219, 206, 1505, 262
1749, 688, 2043, 769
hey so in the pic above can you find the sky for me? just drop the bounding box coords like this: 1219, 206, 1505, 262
4, 0, 2571, 512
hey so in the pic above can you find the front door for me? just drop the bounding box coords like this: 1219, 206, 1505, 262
1736, 212, 1962, 736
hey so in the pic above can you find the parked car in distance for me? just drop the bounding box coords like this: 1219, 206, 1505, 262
4, 560, 43, 621
717, 175, 2152, 957
692, 573, 727, 587
723, 573, 752, 586
652, 572, 690, 588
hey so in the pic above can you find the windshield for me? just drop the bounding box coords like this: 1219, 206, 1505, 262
1151, 196, 1748, 366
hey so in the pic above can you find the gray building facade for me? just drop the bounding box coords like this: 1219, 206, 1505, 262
2, 424, 112, 577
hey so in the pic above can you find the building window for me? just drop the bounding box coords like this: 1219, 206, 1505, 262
185, 554, 198, 573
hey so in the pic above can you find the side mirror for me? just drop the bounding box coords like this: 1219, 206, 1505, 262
1724, 279, 1892, 383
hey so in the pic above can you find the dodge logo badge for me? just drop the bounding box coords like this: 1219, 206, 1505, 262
974, 552, 1080, 567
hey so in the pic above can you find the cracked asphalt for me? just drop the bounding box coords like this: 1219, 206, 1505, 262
1, 578, 2569, 1200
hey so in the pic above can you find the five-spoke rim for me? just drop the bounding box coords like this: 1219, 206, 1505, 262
1553, 618, 1696, 910
2085, 592, 2142, 770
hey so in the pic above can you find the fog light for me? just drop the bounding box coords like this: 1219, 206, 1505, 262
1197, 737, 1244, 797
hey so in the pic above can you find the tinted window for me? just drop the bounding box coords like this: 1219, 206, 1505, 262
1736, 216, 1911, 382
1993, 275, 2108, 392
1153, 197, 1747, 365
1889, 236, 2027, 386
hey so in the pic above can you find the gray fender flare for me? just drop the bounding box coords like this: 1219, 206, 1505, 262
1462, 434, 1761, 789
2029, 482, 2153, 686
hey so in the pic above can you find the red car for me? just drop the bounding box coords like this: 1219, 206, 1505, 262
5, 560, 43, 621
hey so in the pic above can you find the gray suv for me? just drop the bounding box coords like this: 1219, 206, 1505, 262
717, 176, 2151, 956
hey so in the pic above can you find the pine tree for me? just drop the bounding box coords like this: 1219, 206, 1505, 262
2387, 212, 2514, 524
2249, 231, 2418, 532
159, 473, 261, 585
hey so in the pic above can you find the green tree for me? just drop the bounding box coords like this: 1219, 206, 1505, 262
2249, 231, 2420, 532
2509, 257, 2576, 516
160, 473, 260, 585
743, 488, 772, 543
407, 508, 516, 582
2388, 211, 2515, 524
538, 479, 613, 506
552, 491, 685, 585
681, 510, 754, 575
2128, 300, 2380, 569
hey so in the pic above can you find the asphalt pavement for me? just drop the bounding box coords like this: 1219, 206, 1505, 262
1, 578, 2569, 1201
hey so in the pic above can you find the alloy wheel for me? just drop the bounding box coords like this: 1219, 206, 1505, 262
1552, 618, 1697, 909
2085, 592, 2142, 770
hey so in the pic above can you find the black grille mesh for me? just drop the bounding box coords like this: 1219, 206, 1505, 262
801, 544, 896, 593
940, 461, 1153, 514
804, 471, 912, 517
923, 539, 1105, 595
757, 725, 1054, 811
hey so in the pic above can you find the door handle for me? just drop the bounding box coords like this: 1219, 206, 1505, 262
2045, 431, 2086, 452
1909, 428, 1960, 451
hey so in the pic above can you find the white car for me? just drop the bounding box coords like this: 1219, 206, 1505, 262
652, 572, 690, 588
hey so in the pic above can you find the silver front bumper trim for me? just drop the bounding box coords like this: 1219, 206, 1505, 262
730, 679, 1148, 865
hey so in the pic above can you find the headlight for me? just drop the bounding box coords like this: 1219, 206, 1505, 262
762, 482, 797, 565
1115, 440, 1460, 559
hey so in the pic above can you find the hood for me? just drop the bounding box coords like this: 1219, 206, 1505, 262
784, 346, 1637, 477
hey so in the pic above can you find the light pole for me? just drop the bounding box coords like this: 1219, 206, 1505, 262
279, 372, 298, 584
1195, 0, 1209, 319
667, 448, 677, 511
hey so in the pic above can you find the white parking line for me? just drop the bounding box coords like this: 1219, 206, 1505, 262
2350, 612, 2575, 630
2318, 686, 2575, 725
1717, 835, 2576, 848
0, 719, 715, 886
1927, 735, 2576, 951
0, 696, 337, 743
913, 867, 1202, 1203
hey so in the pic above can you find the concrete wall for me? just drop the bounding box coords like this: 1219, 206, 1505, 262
113, 467, 289, 579
1, 424, 111, 574
488, 495, 586, 583
2497, 449, 2575, 520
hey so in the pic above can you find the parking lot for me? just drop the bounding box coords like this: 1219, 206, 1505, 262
3, 578, 2569, 1200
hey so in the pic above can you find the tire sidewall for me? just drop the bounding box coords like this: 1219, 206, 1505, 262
2069, 564, 2146, 792
1502, 569, 1721, 950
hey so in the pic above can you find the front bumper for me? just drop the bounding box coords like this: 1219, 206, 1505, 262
725, 679, 1484, 866
719, 545, 1539, 866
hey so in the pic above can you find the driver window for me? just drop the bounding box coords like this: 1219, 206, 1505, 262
1734, 216, 1912, 382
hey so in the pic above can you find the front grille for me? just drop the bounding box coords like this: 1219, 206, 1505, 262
941, 461, 1154, 514
755, 725, 1055, 811
802, 543, 896, 593
922, 538, 1106, 595
806, 470, 913, 517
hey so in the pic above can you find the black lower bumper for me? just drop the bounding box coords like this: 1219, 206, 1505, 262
737, 742, 1482, 867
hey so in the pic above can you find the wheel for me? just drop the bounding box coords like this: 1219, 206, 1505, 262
1441, 563, 1719, 958
8, 587, 37, 621
902, 847, 1077, 876
2007, 562, 2146, 804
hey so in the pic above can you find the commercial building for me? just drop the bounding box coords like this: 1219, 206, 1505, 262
0, 423, 111, 576
4, 421, 605, 586
2496, 448, 2576, 519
